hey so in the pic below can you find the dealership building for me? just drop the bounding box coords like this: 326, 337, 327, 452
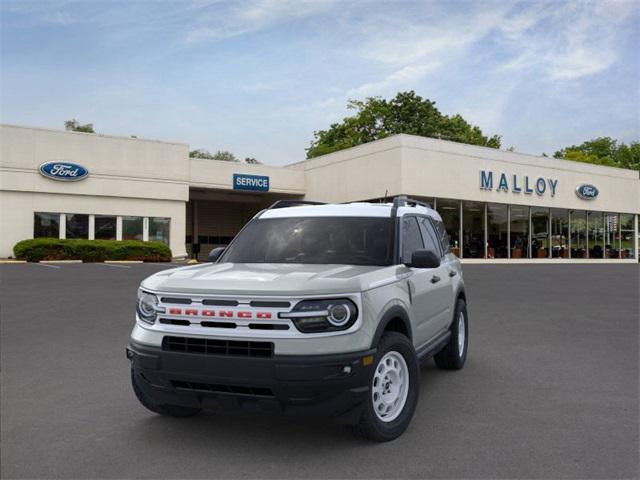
1, 124, 638, 262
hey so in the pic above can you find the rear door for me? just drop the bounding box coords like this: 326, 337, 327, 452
401, 216, 450, 347
418, 216, 456, 333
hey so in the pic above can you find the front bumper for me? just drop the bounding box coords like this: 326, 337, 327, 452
127, 340, 376, 424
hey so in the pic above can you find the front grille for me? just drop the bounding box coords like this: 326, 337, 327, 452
171, 380, 274, 397
162, 336, 274, 358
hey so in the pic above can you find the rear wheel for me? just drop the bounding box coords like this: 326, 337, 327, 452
131, 369, 201, 417
352, 332, 419, 442
434, 298, 468, 370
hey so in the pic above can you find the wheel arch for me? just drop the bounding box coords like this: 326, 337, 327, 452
371, 305, 413, 348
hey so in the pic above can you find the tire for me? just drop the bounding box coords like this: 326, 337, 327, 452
352, 332, 419, 442
131, 369, 201, 418
434, 298, 468, 370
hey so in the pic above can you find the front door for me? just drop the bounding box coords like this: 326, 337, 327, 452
401, 216, 453, 347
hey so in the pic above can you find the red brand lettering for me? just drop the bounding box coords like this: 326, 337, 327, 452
201, 310, 216, 317
219, 311, 233, 317
185, 309, 198, 316
169, 308, 182, 315
237, 311, 252, 318
256, 312, 272, 319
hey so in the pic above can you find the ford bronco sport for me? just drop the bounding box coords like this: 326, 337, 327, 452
127, 197, 468, 441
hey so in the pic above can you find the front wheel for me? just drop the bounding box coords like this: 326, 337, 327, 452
434, 298, 468, 370
352, 332, 419, 442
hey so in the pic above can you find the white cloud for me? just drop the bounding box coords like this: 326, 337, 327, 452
498, 0, 637, 80
183, 0, 338, 43
347, 63, 440, 97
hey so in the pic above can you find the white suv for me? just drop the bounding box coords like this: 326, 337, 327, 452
127, 197, 468, 441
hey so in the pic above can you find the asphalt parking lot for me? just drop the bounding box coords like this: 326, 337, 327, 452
1, 263, 638, 479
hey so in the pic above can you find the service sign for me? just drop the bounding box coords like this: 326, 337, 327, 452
39, 161, 89, 182
575, 184, 599, 200
233, 173, 269, 192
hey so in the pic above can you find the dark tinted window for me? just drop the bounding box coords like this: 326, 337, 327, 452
66, 214, 89, 239
95, 215, 116, 240
34, 212, 59, 238
418, 217, 442, 256
402, 217, 424, 263
220, 217, 393, 266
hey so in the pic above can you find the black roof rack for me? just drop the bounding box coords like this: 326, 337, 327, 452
267, 200, 326, 210
391, 196, 431, 217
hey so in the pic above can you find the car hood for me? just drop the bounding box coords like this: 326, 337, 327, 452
141, 262, 404, 296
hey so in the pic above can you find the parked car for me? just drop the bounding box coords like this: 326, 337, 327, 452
127, 197, 469, 441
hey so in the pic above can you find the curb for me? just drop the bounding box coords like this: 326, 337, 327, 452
104, 260, 144, 264
0, 259, 27, 264
40, 260, 83, 264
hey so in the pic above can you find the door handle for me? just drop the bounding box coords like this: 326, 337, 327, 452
448, 270, 457, 277
430, 275, 441, 284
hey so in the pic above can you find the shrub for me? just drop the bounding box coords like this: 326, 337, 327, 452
13, 238, 172, 262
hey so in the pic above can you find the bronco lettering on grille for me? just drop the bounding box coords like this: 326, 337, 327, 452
167, 308, 273, 320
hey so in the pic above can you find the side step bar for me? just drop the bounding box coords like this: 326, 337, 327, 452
416, 331, 451, 362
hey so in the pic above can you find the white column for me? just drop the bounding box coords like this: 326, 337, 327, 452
193, 201, 198, 240
507, 205, 511, 259
568, 211, 572, 259
458, 201, 463, 259
634, 214, 639, 260
143, 217, 149, 242
548, 209, 552, 258
116, 216, 123, 241
528, 208, 532, 258
59, 214, 66, 239
483, 203, 488, 259
88, 215, 95, 240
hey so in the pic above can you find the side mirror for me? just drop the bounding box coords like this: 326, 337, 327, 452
406, 249, 440, 269
208, 247, 225, 263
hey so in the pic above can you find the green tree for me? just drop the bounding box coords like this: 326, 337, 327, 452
306, 91, 501, 158
189, 149, 239, 162
64, 119, 94, 133
554, 137, 639, 171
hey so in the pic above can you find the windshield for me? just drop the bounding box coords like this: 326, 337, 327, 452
220, 217, 394, 266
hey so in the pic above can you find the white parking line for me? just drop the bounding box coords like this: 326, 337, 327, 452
34, 263, 61, 269
98, 263, 131, 269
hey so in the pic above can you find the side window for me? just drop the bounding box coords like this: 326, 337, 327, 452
402, 217, 424, 263
433, 219, 450, 253
418, 217, 443, 257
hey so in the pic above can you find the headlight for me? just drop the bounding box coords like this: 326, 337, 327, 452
136, 290, 164, 324
279, 298, 358, 333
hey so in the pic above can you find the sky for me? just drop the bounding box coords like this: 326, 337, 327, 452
1, 0, 639, 165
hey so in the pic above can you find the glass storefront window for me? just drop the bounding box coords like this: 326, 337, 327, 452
487, 203, 508, 259
531, 207, 550, 259
588, 212, 604, 258
510, 206, 529, 259
65, 214, 89, 239
34, 212, 59, 238
570, 210, 587, 258
149, 217, 170, 245
620, 214, 635, 259
604, 213, 620, 259
462, 201, 484, 258
122, 216, 143, 241
95, 215, 117, 240
551, 209, 569, 258
436, 199, 460, 257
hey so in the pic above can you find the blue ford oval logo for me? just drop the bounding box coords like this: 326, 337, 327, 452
39, 161, 89, 182
575, 184, 598, 200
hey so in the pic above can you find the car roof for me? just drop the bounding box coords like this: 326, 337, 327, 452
259, 202, 443, 222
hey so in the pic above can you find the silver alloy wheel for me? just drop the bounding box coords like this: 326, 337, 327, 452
371, 351, 409, 422
458, 311, 465, 358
